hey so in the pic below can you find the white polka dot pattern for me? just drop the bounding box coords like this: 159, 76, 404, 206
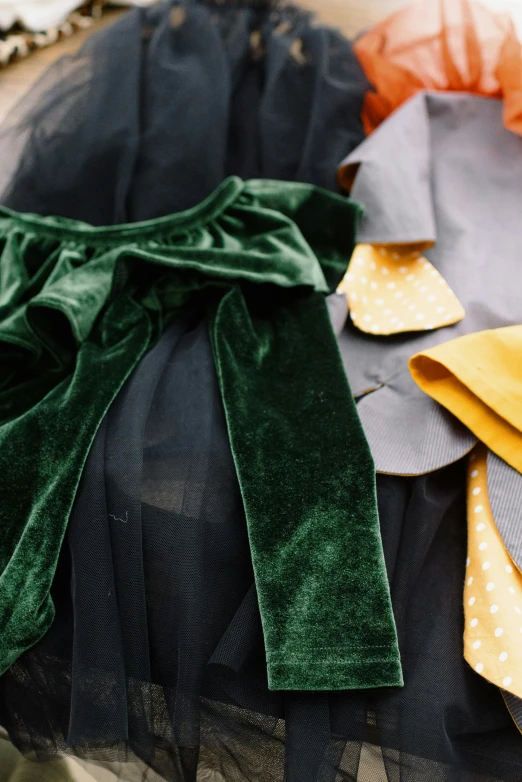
338, 243, 465, 335
464, 444, 522, 698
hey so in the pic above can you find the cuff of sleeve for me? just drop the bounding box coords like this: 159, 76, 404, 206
267, 648, 404, 691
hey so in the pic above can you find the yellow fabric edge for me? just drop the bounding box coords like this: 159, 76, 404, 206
409, 354, 522, 474
464, 445, 522, 702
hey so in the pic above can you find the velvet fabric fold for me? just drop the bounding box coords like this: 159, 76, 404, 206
0, 176, 402, 690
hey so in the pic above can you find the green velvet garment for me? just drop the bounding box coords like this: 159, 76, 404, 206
0, 177, 402, 690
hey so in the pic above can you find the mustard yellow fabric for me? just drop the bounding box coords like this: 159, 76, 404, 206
464, 444, 522, 698
409, 325, 522, 473
409, 327, 522, 701
338, 243, 464, 335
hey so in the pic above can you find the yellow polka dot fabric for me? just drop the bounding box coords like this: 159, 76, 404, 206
464, 444, 522, 698
337, 243, 465, 335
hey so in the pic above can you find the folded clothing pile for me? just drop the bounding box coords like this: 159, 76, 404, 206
1, 2, 522, 781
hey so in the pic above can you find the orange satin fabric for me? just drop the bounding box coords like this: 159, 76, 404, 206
353, 0, 522, 138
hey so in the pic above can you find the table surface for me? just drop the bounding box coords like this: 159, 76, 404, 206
0, 0, 409, 123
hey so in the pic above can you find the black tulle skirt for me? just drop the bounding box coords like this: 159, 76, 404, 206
0, 0, 368, 222
1, 1, 522, 780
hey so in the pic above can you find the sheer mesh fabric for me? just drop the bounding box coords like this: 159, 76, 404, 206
1, 322, 521, 781
0, 0, 369, 222
0, 0, 521, 779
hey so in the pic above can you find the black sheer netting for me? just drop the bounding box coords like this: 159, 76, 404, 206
0, 0, 369, 222
1, 1, 522, 780
1, 321, 522, 781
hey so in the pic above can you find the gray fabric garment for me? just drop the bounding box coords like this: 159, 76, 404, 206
488, 451, 522, 573
337, 91, 522, 476
326, 291, 350, 336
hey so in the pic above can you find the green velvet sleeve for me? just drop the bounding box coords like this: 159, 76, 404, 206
212, 288, 402, 689
0, 177, 402, 690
